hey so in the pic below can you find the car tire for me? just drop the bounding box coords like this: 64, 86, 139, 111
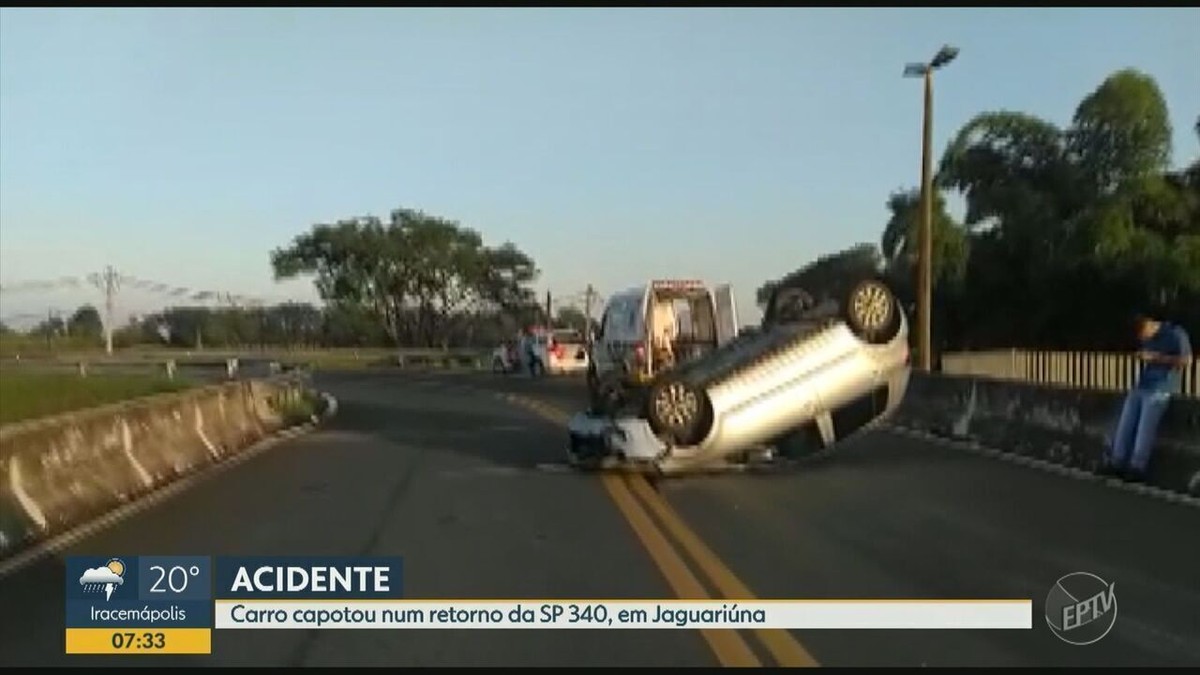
645, 376, 710, 446
843, 278, 901, 344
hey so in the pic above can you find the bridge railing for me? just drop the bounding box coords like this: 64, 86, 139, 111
940, 349, 1199, 399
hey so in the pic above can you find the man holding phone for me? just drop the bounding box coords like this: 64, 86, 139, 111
1102, 313, 1193, 482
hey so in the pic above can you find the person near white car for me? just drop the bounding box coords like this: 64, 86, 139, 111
493, 327, 589, 376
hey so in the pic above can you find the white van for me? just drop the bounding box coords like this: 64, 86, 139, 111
587, 280, 738, 413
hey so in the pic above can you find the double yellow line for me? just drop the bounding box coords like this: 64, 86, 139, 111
502, 393, 819, 668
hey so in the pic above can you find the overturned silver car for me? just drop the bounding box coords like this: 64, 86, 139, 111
568, 276, 911, 473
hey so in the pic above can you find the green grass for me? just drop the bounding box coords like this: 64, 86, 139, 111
275, 390, 321, 426
0, 371, 194, 426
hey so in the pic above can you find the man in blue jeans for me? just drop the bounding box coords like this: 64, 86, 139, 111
1101, 313, 1193, 482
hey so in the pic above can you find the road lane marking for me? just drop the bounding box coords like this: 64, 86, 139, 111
497, 393, 761, 665
885, 425, 1200, 508
624, 474, 820, 668
601, 472, 761, 667
498, 391, 820, 667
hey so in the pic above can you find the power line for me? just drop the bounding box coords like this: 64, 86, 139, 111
2, 269, 308, 316
0, 277, 83, 293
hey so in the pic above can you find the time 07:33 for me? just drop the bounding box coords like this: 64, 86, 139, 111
111, 632, 166, 649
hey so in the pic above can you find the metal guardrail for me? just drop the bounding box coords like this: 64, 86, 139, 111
941, 349, 1199, 399
0, 357, 248, 382
0, 350, 490, 381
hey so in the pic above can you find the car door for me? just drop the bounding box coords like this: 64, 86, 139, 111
713, 284, 739, 347
591, 306, 618, 378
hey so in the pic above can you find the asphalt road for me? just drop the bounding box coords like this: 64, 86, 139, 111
0, 371, 1197, 667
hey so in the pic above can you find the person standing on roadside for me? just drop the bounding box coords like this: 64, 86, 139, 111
1101, 313, 1193, 482
523, 327, 543, 377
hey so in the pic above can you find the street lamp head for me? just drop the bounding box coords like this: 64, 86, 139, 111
930, 45, 959, 69
903, 63, 928, 78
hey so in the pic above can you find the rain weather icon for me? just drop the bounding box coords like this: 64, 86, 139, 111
79, 558, 126, 601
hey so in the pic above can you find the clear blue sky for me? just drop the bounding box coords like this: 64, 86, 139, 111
2, 8, 1198, 327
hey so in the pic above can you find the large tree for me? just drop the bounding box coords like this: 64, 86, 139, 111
751, 69, 1200, 352
924, 67, 1198, 350
270, 207, 539, 348
67, 305, 104, 341
879, 188, 969, 288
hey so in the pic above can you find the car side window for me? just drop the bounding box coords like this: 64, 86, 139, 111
605, 298, 631, 339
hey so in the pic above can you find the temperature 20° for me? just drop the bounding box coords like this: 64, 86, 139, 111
149, 565, 201, 594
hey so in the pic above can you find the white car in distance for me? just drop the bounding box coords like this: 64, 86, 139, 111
521, 327, 590, 376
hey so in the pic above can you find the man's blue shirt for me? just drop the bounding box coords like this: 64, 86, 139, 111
1138, 322, 1192, 394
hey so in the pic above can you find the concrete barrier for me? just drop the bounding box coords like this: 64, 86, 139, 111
0, 376, 316, 557
892, 373, 1200, 496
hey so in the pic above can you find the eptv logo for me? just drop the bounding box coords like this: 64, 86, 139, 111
1045, 572, 1117, 645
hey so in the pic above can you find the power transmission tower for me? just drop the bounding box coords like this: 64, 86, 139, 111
88, 266, 121, 355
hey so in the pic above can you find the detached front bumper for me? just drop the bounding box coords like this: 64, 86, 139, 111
567, 413, 666, 464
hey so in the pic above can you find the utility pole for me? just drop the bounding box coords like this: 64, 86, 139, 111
904, 45, 958, 373
545, 290, 553, 326
583, 284, 596, 343
46, 307, 55, 352
88, 265, 121, 355
918, 68, 934, 373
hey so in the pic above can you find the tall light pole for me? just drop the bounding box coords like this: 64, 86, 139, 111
904, 44, 958, 372
583, 284, 596, 344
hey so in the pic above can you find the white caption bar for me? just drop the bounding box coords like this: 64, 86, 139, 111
213, 600, 1032, 630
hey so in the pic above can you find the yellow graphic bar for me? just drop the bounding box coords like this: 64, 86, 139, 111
65, 628, 212, 654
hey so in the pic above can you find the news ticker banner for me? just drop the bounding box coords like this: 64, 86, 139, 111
65, 555, 1031, 654
65, 555, 402, 654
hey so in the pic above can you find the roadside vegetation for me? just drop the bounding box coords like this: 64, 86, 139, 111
273, 388, 323, 427
0, 371, 194, 426
759, 69, 1200, 352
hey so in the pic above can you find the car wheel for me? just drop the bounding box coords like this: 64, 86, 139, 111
645, 376, 709, 446
844, 279, 900, 344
